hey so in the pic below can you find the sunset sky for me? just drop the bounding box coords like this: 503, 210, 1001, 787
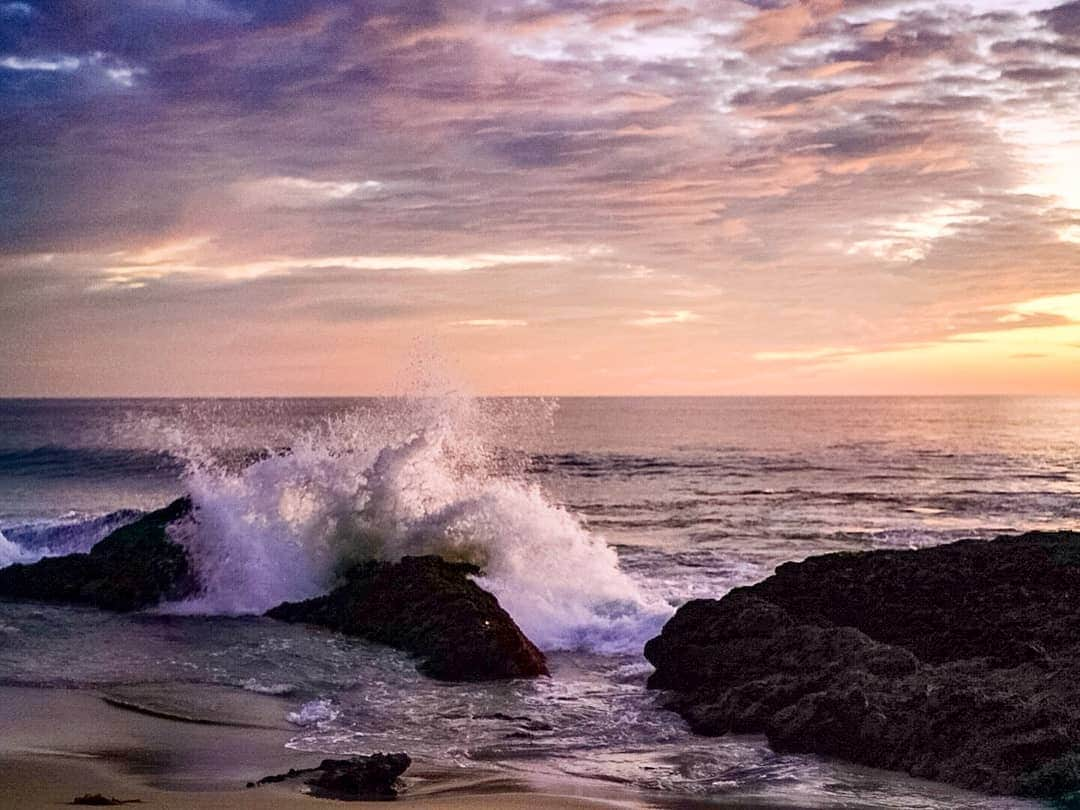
2, 0, 1079, 395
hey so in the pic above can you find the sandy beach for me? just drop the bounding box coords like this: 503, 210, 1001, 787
0, 685, 734, 810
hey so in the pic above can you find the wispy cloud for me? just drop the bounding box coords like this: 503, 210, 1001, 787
1, 54, 79, 71
842, 201, 987, 263
628, 310, 702, 327
233, 177, 384, 209
754, 346, 859, 362
451, 319, 527, 328
96, 247, 571, 287
1009, 292, 1080, 323
4, 0, 1080, 393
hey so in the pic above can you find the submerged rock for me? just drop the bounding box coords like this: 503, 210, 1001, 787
252, 752, 411, 800
266, 555, 549, 681
0, 498, 195, 611
645, 530, 1080, 799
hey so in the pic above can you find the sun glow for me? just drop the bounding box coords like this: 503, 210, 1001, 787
844, 200, 986, 262
752, 292, 1080, 393
998, 115, 1080, 212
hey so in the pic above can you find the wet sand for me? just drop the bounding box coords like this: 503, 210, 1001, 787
0, 686, 729, 810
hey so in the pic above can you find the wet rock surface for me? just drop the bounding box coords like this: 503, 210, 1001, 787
252, 753, 411, 800
645, 531, 1080, 799
266, 555, 549, 681
0, 498, 195, 611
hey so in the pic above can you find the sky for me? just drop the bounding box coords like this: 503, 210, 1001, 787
1, 0, 1079, 396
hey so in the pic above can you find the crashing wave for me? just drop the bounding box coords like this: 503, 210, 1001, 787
0, 529, 35, 568
165, 396, 672, 654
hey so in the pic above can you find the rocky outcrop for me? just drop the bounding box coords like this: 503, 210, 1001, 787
267, 555, 548, 681
252, 753, 411, 800
0, 497, 195, 611
0, 499, 546, 682
645, 531, 1080, 799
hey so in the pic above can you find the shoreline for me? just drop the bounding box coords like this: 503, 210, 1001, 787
0, 685, 766, 810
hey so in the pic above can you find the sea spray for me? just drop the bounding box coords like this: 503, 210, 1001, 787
0, 528, 33, 567
288, 698, 339, 727
165, 396, 673, 654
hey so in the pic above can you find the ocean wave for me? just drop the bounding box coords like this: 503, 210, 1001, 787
0, 445, 292, 482
0, 529, 35, 567
830, 526, 1017, 549
529, 451, 846, 477
1, 509, 142, 559
162, 396, 672, 655
0, 445, 184, 479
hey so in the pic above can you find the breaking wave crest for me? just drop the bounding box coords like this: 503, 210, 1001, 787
0, 510, 143, 567
166, 396, 672, 655
0, 529, 34, 568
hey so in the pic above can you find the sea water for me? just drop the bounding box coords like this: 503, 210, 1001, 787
1, 396, 1076, 807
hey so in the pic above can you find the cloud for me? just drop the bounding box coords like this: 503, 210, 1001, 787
232, 176, 384, 208
1041, 0, 1080, 35
1009, 291, 1080, 322
718, 218, 751, 239
996, 115, 1080, 209
754, 346, 858, 362
1058, 224, 1080, 243
1001, 66, 1075, 82
451, 319, 527, 328
628, 310, 701, 327
739, 0, 843, 51
0, 3, 34, 16
0, 51, 144, 87
842, 200, 987, 262
0, 54, 79, 71
3, 0, 1080, 393
97, 248, 572, 286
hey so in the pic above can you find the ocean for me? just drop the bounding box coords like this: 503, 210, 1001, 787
1, 396, 1076, 808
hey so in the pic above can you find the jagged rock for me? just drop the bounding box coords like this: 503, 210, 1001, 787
0, 498, 195, 611
645, 531, 1080, 799
252, 752, 411, 800
266, 555, 548, 681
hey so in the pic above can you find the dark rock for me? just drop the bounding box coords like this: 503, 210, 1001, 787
253, 753, 411, 800
645, 530, 1080, 798
70, 795, 141, 806
266, 555, 548, 681
306, 754, 410, 801
0, 498, 195, 611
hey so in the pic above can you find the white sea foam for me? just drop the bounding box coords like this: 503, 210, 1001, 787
163, 394, 673, 654
0, 528, 36, 567
241, 678, 296, 696
0, 510, 142, 565
288, 698, 339, 727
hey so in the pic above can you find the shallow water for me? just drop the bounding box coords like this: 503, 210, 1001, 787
1, 396, 1075, 807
